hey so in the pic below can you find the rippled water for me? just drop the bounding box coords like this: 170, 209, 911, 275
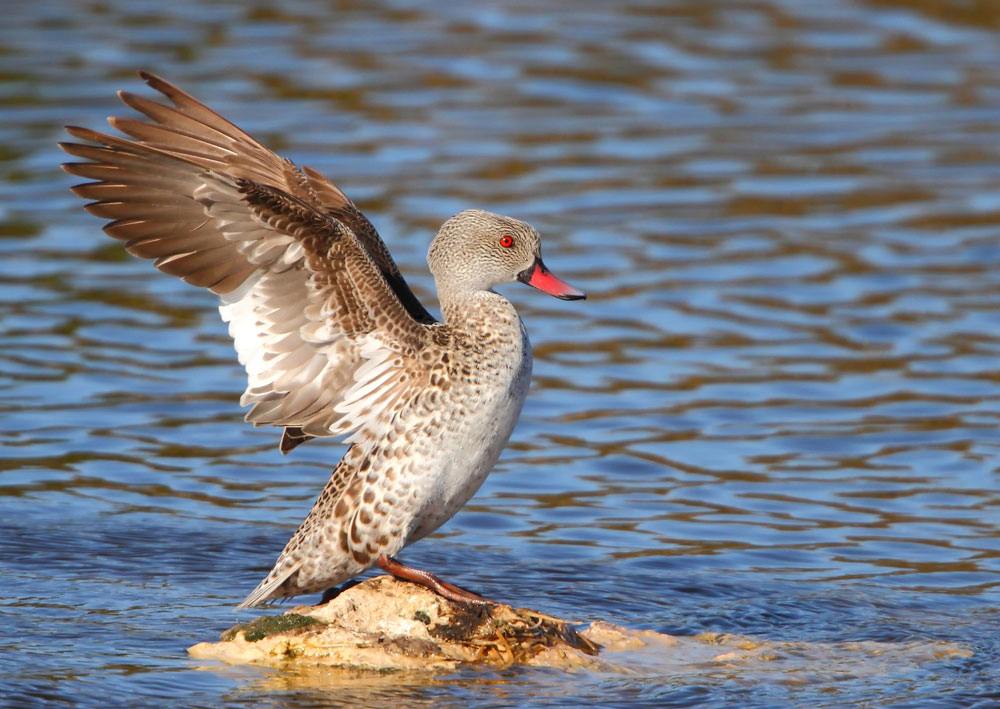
3, 0, 1000, 706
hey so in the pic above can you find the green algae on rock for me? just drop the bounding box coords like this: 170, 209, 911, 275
222, 613, 324, 643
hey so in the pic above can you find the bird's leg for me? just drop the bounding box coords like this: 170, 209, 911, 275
376, 554, 498, 606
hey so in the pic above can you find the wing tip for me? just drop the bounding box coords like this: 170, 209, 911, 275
137, 70, 183, 103
138, 69, 163, 86
64, 125, 96, 142
60, 162, 94, 177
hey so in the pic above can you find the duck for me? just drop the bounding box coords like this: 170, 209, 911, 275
59, 72, 585, 609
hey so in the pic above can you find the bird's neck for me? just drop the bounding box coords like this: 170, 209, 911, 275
439, 289, 519, 332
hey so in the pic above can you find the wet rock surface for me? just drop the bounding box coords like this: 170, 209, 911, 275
190, 576, 601, 671
189, 576, 972, 678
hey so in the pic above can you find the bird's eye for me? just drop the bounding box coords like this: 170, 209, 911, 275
499, 235, 514, 248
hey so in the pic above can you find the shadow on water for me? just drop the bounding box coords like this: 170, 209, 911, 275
1, 0, 999, 705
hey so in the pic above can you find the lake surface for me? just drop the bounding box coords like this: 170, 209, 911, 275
2, 0, 1000, 706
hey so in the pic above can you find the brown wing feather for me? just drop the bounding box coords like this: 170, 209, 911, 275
232, 178, 427, 354
128, 73, 433, 326
59, 72, 439, 451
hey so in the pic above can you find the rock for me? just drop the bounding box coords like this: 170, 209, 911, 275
190, 576, 600, 671
189, 576, 973, 680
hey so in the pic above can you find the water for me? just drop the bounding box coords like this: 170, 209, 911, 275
2, 0, 999, 705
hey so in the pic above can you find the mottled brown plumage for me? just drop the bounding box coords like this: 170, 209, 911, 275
60, 72, 585, 608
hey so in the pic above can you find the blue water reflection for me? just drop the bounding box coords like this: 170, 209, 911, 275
2, 0, 999, 705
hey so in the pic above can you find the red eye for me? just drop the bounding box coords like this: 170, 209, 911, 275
499, 235, 514, 248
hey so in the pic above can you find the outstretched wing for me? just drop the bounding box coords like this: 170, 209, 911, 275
59, 72, 440, 450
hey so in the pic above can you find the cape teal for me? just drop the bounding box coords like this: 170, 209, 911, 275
60, 72, 585, 608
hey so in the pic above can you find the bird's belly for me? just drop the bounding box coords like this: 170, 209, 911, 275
398, 355, 531, 546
